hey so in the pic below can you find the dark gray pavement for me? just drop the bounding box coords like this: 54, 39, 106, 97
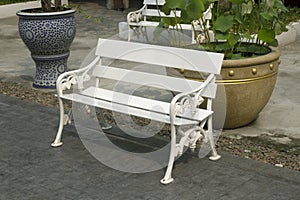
0, 94, 299, 200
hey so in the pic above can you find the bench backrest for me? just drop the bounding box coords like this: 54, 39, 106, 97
143, 0, 165, 5
142, 0, 211, 20
94, 39, 224, 98
142, 0, 180, 18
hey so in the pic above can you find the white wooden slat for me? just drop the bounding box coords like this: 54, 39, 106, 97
142, 9, 181, 17
96, 39, 224, 74
92, 65, 217, 98
80, 87, 213, 122
82, 87, 170, 114
128, 21, 200, 32
61, 93, 202, 125
178, 24, 194, 29
128, 21, 160, 27
128, 21, 193, 31
143, 0, 165, 6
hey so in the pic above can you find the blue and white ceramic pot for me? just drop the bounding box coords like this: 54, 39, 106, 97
17, 9, 76, 89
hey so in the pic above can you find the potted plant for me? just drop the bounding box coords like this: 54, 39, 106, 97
16, 0, 76, 89
157, 0, 289, 128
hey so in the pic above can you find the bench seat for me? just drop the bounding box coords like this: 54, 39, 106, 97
62, 87, 213, 126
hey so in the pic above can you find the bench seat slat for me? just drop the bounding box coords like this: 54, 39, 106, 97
80, 87, 213, 122
93, 65, 217, 98
128, 21, 203, 31
143, 0, 165, 6
128, 21, 160, 27
142, 9, 181, 17
61, 93, 210, 125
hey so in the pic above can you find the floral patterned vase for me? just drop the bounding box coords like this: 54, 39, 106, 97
17, 9, 76, 89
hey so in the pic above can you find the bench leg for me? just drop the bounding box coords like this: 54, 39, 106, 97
51, 97, 65, 147
207, 116, 221, 161
160, 124, 177, 184
128, 26, 131, 41
97, 109, 112, 130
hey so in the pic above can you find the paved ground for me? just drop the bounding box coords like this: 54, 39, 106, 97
0, 1, 299, 199
0, 94, 299, 199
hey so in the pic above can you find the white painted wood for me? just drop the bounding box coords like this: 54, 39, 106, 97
142, 9, 181, 17
143, 0, 166, 6
127, 0, 213, 42
53, 38, 223, 184
92, 65, 217, 98
128, 21, 160, 27
96, 39, 224, 74
80, 87, 213, 122
61, 93, 200, 125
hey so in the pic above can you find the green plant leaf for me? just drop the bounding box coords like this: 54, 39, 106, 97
180, 10, 190, 23
165, 0, 185, 9
163, 17, 178, 27
160, 5, 171, 15
185, 0, 206, 20
242, 1, 253, 15
243, 32, 253, 40
235, 12, 243, 24
274, 22, 284, 35
236, 46, 247, 52
258, 29, 275, 43
260, 12, 273, 20
248, 44, 271, 55
229, 0, 245, 4
248, 44, 264, 54
228, 33, 239, 46
274, 0, 289, 12
215, 15, 234, 32
215, 43, 229, 52
269, 39, 279, 47
231, 53, 243, 59
215, 31, 229, 40
153, 21, 167, 42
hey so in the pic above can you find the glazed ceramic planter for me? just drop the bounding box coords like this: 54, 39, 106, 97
17, 9, 76, 88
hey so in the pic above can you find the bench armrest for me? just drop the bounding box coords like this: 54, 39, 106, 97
56, 56, 101, 96
169, 73, 215, 123
127, 4, 146, 24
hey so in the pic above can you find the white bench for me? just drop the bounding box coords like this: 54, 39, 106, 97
127, 0, 212, 42
51, 38, 224, 184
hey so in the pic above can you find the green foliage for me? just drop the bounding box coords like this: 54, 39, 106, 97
158, 0, 289, 59
279, 6, 300, 25
214, 15, 234, 32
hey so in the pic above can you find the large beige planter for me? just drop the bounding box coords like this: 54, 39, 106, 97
171, 48, 281, 129
220, 48, 280, 128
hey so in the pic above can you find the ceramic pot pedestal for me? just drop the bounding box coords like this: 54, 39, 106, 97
17, 9, 76, 89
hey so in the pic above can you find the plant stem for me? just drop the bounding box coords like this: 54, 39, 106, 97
41, 0, 51, 12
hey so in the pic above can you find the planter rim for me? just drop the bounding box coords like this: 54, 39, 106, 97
222, 47, 280, 68
16, 8, 76, 17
